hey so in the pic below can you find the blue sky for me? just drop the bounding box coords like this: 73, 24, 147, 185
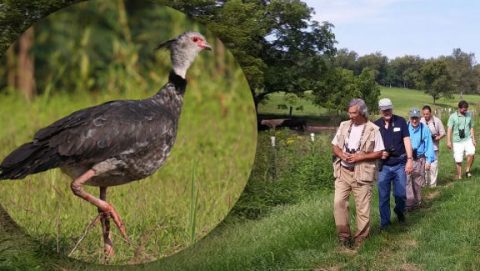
304, 0, 480, 61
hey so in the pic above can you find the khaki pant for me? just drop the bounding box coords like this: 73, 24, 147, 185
334, 166, 373, 242
406, 157, 425, 209
425, 150, 438, 187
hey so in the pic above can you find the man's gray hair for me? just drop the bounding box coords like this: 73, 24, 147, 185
349, 98, 369, 117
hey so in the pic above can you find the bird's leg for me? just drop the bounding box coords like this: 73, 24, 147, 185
70, 169, 129, 243
99, 186, 114, 260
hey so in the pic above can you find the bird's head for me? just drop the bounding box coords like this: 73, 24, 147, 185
157, 31, 212, 78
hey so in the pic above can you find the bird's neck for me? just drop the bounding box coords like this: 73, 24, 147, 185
152, 71, 187, 117
172, 64, 189, 79
171, 49, 197, 79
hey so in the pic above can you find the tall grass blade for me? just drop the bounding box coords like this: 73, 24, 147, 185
189, 161, 198, 244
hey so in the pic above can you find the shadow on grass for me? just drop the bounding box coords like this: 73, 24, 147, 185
0, 205, 145, 270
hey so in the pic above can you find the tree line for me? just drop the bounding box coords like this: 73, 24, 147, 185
335, 48, 480, 104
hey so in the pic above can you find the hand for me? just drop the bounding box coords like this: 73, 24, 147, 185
425, 163, 431, 171
340, 152, 349, 161
346, 152, 363, 163
381, 150, 389, 160
405, 159, 413, 174
472, 138, 477, 147
447, 141, 452, 150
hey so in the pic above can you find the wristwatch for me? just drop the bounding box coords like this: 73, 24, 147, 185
407, 157, 413, 160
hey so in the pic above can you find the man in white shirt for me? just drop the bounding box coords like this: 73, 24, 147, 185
331, 98, 384, 248
420, 105, 446, 187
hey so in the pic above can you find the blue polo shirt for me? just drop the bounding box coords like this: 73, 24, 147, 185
408, 122, 436, 164
374, 114, 410, 166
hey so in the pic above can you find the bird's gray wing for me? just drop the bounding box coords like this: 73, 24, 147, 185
41, 99, 176, 164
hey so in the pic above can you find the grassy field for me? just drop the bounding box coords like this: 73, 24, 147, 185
259, 87, 480, 119
2, 86, 480, 270
257, 91, 328, 117
0, 64, 256, 264
380, 87, 480, 117
2, 128, 479, 270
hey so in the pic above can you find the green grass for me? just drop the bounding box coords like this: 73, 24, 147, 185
259, 87, 480, 119
257, 91, 328, 117
3, 125, 479, 270
380, 87, 480, 117
0, 62, 256, 265
2, 84, 480, 269
138, 130, 479, 271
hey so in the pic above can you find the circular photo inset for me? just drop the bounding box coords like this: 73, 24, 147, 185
0, 0, 256, 265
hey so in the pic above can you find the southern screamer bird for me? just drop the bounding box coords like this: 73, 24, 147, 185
0, 31, 211, 258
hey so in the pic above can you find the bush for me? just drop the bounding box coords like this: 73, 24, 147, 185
230, 129, 334, 220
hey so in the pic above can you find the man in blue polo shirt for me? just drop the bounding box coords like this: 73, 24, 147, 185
374, 98, 414, 229
406, 108, 435, 211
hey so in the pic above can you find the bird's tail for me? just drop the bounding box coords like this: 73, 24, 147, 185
0, 142, 62, 180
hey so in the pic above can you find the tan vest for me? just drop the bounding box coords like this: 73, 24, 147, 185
333, 120, 380, 183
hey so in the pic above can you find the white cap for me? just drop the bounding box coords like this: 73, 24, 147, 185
378, 98, 393, 111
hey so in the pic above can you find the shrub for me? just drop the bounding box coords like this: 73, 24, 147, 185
230, 129, 334, 220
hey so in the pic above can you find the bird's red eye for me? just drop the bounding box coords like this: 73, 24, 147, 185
192, 37, 199, 42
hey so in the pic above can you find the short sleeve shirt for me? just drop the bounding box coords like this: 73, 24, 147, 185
374, 115, 410, 166
420, 116, 446, 151
447, 111, 473, 143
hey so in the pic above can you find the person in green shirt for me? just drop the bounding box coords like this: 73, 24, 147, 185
447, 100, 476, 179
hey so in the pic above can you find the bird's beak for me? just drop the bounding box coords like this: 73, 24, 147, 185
201, 41, 212, 51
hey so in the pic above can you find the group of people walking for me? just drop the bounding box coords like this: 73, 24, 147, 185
331, 98, 475, 248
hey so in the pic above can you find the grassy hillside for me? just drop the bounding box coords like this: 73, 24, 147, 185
380, 87, 480, 116
259, 87, 480, 118
257, 91, 327, 117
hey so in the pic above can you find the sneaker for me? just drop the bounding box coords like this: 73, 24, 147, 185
466, 171, 472, 178
339, 238, 353, 248
353, 238, 366, 249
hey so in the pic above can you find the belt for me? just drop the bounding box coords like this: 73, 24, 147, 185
341, 165, 355, 172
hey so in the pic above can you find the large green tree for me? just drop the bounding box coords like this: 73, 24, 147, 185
334, 48, 358, 72
356, 52, 388, 85
312, 67, 379, 114
386, 55, 424, 89
445, 48, 477, 95
417, 58, 453, 104
169, 0, 337, 109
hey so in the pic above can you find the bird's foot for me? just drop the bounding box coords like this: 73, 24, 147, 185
99, 212, 115, 262
100, 204, 130, 244
103, 243, 115, 262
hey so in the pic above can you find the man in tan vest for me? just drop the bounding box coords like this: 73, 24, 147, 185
332, 98, 384, 248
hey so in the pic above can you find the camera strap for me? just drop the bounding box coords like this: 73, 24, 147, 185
428, 118, 438, 135
416, 123, 424, 150
455, 113, 468, 131
408, 121, 424, 150
344, 122, 367, 152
